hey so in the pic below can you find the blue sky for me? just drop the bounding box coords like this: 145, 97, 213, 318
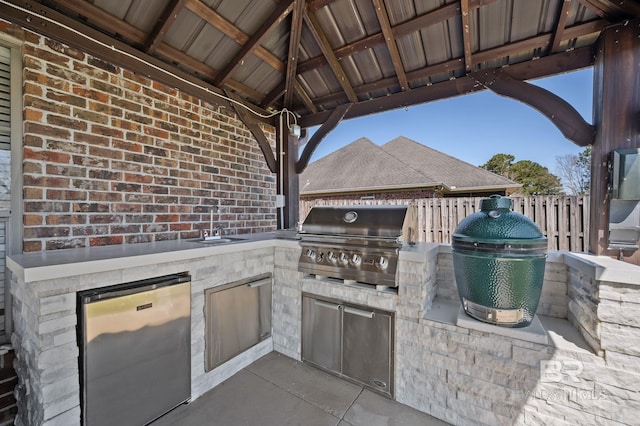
306, 68, 593, 174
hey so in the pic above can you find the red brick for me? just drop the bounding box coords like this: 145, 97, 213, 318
110, 118, 141, 132
73, 62, 109, 80
111, 224, 141, 234
24, 175, 70, 188
23, 241, 43, 252
74, 132, 110, 147
23, 161, 43, 174
122, 70, 151, 86
91, 124, 123, 138
113, 139, 142, 153
47, 114, 88, 131
24, 200, 70, 213
90, 236, 123, 246
73, 203, 109, 213
24, 226, 70, 238
24, 45, 70, 66
113, 203, 142, 213
47, 91, 87, 108
46, 63, 86, 84
72, 86, 109, 103
23, 69, 70, 92
46, 215, 74, 225
47, 239, 87, 250
73, 109, 109, 125
88, 191, 122, 202
125, 173, 153, 184
112, 160, 141, 172
126, 234, 152, 244
170, 223, 191, 231
143, 126, 169, 139
23, 82, 43, 97
45, 39, 84, 60
143, 204, 168, 213
24, 109, 43, 122
25, 122, 71, 140
90, 80, 123, 96
127, 153, 152, 164
125, 132, 154, 145
88, 146, 123, 160
112, 97, 142, 113
46, 189, 86, 201
24, 214, 43, 226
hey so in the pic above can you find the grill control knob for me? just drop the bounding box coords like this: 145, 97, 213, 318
349, 254, 362, 266
305, 249, 316, 261
327, 251, 337, 264
375, 256, 389, 270
338, 253, 349, 265
317, 252, 325, 263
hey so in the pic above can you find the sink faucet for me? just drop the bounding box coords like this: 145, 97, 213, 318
203, 208, 222, 240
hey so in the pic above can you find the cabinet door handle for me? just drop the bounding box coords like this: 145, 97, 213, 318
344, 306, 374, 318
248, 278, 271, 288
313, 300, 341, 311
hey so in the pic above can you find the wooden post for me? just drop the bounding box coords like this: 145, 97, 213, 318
276, 115, 300, 229
590, 19, 640, 265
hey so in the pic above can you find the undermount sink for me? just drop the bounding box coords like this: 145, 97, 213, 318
191, 236, 247, 244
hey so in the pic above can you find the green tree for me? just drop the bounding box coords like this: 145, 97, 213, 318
481, 153, 562, 195
481, 153, 515, 179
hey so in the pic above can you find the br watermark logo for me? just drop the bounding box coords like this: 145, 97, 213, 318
540, 360, 583, 383
518, 359, 608, 402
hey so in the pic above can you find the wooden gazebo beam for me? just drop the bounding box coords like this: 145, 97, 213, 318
472, 70, 595, 147
303, 7, 358, 102
299, 45, 594, 128
283, 0, 306, 108
214, 0, 295, 86
372, 0, 409, 91
225, 91, 278, 174
143, 0, 186, 54
296, 103, 352, 174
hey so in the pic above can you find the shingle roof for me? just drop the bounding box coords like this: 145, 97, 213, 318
380, 136, 519, 191
299, 136, 519, 195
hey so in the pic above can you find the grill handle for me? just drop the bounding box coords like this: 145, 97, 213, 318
248, 278, 272, 288
344, 306, 375, 318
314, 300, 341, 311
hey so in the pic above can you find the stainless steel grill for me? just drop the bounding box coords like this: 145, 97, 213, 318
298, 205, 416, 287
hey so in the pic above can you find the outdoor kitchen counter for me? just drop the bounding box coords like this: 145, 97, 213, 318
7, 235, 432, 282
6, 232, 438, 426
7, 232, 286, 282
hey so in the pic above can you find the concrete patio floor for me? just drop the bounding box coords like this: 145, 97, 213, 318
152, 352, 450, 426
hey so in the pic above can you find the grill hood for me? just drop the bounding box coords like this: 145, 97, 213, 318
300, 205, 416, 244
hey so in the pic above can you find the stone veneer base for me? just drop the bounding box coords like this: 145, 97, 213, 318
7, 239, 640, 425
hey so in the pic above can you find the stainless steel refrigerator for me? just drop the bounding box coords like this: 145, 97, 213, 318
78, 273, 191, 426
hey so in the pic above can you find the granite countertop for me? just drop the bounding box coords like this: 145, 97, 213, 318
8, 232, 439, 283
7, 232, 299, 282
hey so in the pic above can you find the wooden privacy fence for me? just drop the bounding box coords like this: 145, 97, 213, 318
300, 196, 590, 252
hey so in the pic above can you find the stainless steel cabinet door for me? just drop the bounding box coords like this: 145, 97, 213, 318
302, 296, 341, 373
342, 306, 393, 395
205, 275, 272, 371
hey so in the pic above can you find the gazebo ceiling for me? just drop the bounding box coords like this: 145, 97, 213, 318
2, 0, 639, 129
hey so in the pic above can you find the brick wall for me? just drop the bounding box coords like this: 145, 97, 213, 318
4, 23, 277, 252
